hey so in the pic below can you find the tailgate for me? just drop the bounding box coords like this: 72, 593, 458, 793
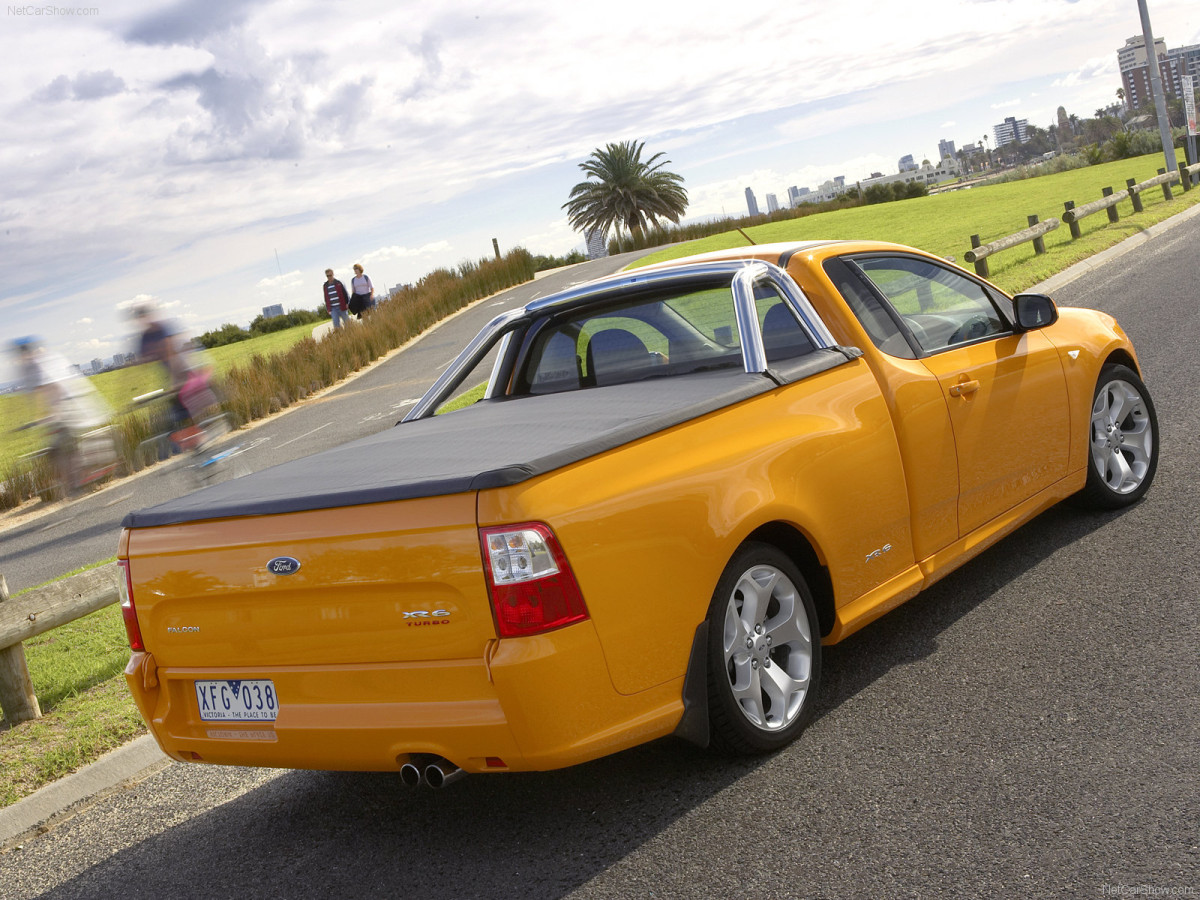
124, 494, 493, 668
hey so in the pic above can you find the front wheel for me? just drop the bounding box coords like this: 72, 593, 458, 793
1076, 363, 1159, 509
706, 543, 822, 755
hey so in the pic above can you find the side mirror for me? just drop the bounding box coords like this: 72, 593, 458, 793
1012, 293, 1059, 331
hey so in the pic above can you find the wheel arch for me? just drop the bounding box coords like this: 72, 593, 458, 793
1103, 347, 1140, 377
673, 520, 834, 749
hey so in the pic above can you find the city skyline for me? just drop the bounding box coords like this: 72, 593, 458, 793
3, 0, 1198, 369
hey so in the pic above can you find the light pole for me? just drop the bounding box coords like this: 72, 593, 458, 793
1136, 0, 1178, 174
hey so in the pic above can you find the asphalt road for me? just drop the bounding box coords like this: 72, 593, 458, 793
2, 225, 1198, 899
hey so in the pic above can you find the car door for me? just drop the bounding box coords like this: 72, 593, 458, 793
848, 254, 1071, 537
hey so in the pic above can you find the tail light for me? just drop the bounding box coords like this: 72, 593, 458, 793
117, 558, 145, 651
479, 523, 588, 637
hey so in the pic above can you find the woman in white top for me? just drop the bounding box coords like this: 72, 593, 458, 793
349, 264, 374, 318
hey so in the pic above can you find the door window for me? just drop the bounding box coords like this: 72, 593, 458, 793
851, 256, 1010, 355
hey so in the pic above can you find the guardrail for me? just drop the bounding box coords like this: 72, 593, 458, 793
0, 566, 120, 726
966, 215, 1059, 277
965, 161, 1200, 274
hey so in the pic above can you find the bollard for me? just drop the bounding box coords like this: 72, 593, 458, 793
0, 575, 42, 726
1158, 169, 1173, 201
969, 234, 989, 277
1102, 187, 1119, 224
1126, 179, 1144, 213
1028, 215, 1046, 255
1064, 201, 1082, 239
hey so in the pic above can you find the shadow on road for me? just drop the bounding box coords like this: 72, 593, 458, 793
30, 502, 1127, 900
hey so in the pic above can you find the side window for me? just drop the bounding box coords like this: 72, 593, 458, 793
852, 256, 1009, 354
824, 259, 915, 359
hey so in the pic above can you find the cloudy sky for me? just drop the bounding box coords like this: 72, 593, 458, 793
3, 0, 1198, 368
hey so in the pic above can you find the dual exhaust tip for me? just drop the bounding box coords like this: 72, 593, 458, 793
400, 755, 464, 789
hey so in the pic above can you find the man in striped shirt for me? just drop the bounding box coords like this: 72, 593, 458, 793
323, 269, 350, 330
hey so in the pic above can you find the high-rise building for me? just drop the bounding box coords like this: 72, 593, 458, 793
898, 154, 917, 172
993, 116, 1029, 148
262, 303, 284, 318
938, 139, 956, 160
1168, 43, 1200, 81
1119, 35, 1185, 110
745, 187, 760, 217
766, 193, 779, 213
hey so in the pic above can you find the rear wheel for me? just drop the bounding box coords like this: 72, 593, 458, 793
706, 543, 821, 754
1077, 364, 1158, 509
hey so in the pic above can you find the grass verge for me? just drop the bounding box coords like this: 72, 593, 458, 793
1, 596, 144, 809
632, 152, 1200, 294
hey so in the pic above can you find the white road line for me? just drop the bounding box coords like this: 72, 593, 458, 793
392, 399, 419, 409
273, 423, 330, 450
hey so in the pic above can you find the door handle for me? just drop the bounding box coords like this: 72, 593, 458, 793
949, 379, 980, 397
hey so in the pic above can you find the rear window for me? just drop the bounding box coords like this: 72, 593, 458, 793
523, 285, 742, 393
522, 281, 815, 393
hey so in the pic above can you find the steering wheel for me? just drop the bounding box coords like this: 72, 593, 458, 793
948, 315, 991, 345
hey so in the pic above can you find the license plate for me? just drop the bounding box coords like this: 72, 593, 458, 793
195, 679, 278, 722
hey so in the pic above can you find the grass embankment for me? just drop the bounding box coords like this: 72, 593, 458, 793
2, 156, 1197, 812
633, 152, 1200, 293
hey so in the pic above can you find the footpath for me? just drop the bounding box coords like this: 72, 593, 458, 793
3, 204, 1200, 847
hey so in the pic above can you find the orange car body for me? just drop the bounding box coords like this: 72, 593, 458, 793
121, 241, 1143, 774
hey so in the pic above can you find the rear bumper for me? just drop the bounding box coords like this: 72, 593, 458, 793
126, 620, 684, 773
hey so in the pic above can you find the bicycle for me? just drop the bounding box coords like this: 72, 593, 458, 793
15, 418, 120, 501
127, 388, 250, 487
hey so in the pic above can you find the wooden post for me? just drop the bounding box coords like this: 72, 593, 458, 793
1102, 187, 1119, 223
1064, 201, 1082, 239
969, 234, 989, 277
0, 575, 41, 726
1127, 179, 1144, 213
1028, 215, 1046, 255
1158, 169, 1173, 201
492, 238, 501, 260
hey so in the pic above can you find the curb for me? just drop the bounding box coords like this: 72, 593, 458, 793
1032, 197, 1200, 294
0, 735, 167, 846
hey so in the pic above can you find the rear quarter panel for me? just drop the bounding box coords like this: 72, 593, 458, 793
479, 358, 914, 696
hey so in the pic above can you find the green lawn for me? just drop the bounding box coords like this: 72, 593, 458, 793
634, 152, 1199, 294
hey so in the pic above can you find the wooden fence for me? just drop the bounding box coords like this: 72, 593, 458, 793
965, 161, 1200, 275
0, 565, 120, 726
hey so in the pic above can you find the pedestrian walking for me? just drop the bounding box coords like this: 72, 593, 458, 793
349, 264, 374, 319
323, 269, 350, 329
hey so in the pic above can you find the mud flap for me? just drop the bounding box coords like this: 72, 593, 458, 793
672, 621, 710, 748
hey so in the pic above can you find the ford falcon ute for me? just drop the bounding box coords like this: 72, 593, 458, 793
118, 240, 1158, 786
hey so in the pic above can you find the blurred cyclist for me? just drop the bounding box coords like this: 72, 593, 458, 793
130, 301, 218, 450
10, 336, 114, 498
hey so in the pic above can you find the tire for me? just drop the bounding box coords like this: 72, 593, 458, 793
706, 542, 822, 755
1076, 363, 1159, 510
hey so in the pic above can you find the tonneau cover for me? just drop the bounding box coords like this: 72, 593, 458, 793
123, 351, 854, 528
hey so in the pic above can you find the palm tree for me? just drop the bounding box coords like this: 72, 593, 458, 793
563, 141, 688, 242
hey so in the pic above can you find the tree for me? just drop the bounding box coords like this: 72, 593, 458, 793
563, 140, 688, 241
